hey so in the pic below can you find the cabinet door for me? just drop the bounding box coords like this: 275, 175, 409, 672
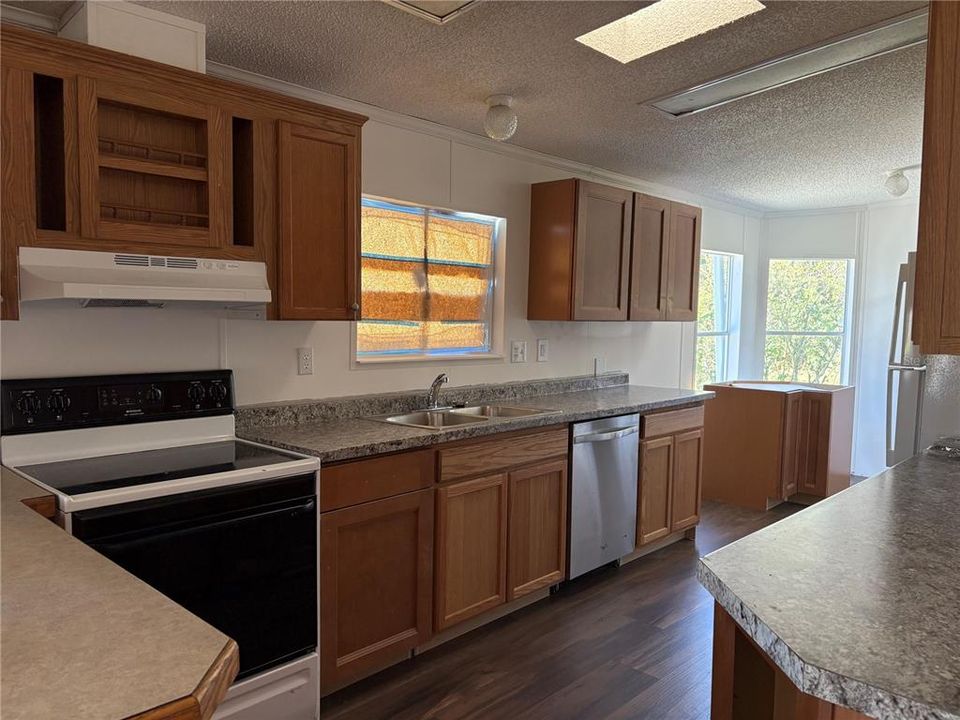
278, 121, 359, 320
797, 393, 830, 496
780, 393, 802, 498
914, 0, 960, 354
507, 458, 567, 600
573, 181, 631, 321
320, 488, 433, 692
671, 428, 703, 531
664, 201, 701, 321
638, 436, 673, 545
77, 77, 228, 249
629, 194, 670, 320
435, 474, 508, 631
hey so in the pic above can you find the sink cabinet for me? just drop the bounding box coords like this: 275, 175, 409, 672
527, 178, 701, 322
0, 24, 366, 320
434, 427, 569, 630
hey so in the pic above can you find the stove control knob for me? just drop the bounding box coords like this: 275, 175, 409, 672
145, 386, 163, 404
187, 384, 205, 404
47, 393, 70, 413
209, 383, 228, 403
16, 394, 41, 416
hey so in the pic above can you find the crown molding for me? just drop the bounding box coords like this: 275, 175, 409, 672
0, 3, 60, 32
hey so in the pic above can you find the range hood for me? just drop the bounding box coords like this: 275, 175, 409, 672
18, 247, 272, 308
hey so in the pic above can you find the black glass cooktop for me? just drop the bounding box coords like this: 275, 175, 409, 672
17, 441, 305, 496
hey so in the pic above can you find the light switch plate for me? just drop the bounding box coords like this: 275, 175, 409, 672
536, 338, 549, 362
511, 340, 528, 363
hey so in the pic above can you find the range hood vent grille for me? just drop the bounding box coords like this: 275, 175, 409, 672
113, 254, 200, 270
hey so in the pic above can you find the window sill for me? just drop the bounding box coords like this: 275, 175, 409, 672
354, 352, 504, 366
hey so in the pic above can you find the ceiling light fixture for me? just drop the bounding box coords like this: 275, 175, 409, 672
884, 164, 920, 197
647, 7, 928, 117
483, 95, 517, 141
576, 0, 765, 64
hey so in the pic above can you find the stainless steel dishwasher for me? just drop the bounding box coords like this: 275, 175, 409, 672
569, 413, 639, 579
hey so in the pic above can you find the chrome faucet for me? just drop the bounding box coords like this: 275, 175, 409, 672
427, 373, 449, 409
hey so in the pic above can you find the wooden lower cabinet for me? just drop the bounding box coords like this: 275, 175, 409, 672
319, 488, 433, 693
639, 436, 674, 545
671, 428, 703, 531
711, 603, 872, 720
638, 408, 705, 546
434, 473, 509, 631
507, 459, 567, 599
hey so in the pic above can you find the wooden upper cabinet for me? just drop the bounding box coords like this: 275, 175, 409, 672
277, 121, 360, 320
77, 77, 229, 249
507, 459, 567, 599
434, 473, 508, 631
320, 488, 433, 693
528, 178, 700, 322
914, 0, 960, 354
0, 25, 367, 321
573, 181, 631, 320
664, 202, 702, 321
630, 194, 670, 320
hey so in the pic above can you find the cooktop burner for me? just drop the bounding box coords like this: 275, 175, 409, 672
17, 440, 302, 496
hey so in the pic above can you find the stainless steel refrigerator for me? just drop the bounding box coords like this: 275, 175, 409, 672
886, 252, 960, 466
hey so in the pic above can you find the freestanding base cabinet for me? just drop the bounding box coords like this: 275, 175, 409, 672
702, 382, 854, 511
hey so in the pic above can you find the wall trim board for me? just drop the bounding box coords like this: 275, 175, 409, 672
0, 4, 59, 32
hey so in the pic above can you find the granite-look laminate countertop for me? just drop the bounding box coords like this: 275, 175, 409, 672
0, 467, 237, 720
698, 450, 960, 720
238, 384, 712, 462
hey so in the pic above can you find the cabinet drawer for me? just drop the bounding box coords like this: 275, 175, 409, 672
642, 405, 704, 438
438, 428, 568, 483
320, 449, 435, 512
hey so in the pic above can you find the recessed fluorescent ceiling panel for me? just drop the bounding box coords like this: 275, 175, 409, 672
382, 0, 477, 25
649, 8, 928, 117
576, 0, 765, 64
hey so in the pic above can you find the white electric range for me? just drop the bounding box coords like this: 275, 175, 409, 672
1, 370, 320, 720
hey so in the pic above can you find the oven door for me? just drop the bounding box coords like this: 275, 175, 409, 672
72, 474, 317, 680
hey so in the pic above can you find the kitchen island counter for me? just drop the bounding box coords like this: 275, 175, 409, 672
698, 448, 960, 720
0, 467, 238, 720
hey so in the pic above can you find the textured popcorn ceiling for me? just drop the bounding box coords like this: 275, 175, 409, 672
11, 0, 928, 211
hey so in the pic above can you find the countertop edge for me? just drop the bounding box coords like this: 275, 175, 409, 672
696, 559, 960, 720
238, 389, 713, 463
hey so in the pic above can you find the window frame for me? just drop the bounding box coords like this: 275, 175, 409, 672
352, 195, 506, 365
695, 250, 743, 389
761, 257, 856, 385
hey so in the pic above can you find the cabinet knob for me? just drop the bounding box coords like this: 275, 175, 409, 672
351, 302, 360, 312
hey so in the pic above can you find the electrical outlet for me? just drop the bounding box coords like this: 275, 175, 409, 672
297, 347, 314, 375
510, 340, 528, 363
536, 338, 549, 362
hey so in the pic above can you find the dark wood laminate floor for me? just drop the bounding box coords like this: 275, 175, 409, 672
321, 500, 803, 720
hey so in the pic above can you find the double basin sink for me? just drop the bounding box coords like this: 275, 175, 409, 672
377, 404, 559, 430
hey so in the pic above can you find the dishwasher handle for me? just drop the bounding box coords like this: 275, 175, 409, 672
573, 425, 640, 444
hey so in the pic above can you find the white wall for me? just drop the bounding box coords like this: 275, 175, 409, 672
1, 80, 758, 406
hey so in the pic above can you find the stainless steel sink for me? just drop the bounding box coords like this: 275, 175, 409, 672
380, 410, 489, 430
449, 405, 560, 418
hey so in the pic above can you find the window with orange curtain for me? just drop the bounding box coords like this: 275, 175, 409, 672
357, 197, 501, 359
